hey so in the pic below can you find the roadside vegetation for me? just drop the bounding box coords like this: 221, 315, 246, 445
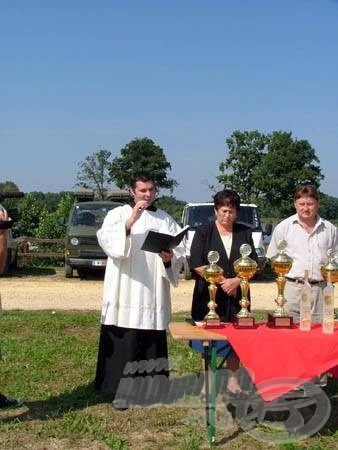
1, 130, 338, 242
0, 311, 337, 449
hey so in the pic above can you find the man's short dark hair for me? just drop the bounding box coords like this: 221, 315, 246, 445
129, 171, 156, 190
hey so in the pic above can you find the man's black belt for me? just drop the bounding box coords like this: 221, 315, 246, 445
285, 276, 322, 285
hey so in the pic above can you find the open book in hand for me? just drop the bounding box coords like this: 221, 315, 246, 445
141, 225, 189, 253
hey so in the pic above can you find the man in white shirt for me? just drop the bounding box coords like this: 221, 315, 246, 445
94, 171, 184, 409
267, 184, 337, 323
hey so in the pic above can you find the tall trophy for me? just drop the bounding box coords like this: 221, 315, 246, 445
203, 251, 223, 327
320, 248, 338, 334
268, 240, 293, 328
321, 248, 338, 284
233, 244, 257, 328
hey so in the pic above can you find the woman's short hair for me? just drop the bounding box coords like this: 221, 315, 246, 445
213, 189, 241, 211
294, 184, 319, 202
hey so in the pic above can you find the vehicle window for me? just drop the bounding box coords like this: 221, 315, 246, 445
237, 207, 260, 229
185, 205, 261, 230
187, 206, 215, 230
71, 204, 120, 226
94, 206, 118, 225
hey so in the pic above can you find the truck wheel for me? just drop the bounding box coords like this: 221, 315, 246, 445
65, 262, 73, 278
183, 259, 192, 280
77, 268, 88, 279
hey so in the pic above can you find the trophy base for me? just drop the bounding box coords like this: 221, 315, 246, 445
267, 313, 293, 328
233, 315, 255, 329
204, 316, 221, 328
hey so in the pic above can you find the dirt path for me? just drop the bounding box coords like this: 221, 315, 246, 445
1, 269, 337, 313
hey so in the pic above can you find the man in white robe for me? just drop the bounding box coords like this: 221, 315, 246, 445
94, 171, 184, 409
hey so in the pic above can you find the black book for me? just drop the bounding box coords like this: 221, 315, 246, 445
141, 225, 189, 253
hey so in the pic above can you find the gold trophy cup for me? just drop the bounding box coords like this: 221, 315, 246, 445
320, 248, 338, 334
233, 243, 257, 328
268, 240, 293, 328
321, 248, 338, 284
203, 250, 224, 327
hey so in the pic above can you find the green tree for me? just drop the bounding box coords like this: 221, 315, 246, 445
27, 191, 72, 212
254, 131, 323, 216
319, 193, 338, 221
36, 193, 74, 239
0, 181, 20, 192
0, 181, 22, 209
57, 193, 74, 222
217, 130, 324, 217
36, 209, 62, 239
155, 196, 186, 223
109, 137, 177, 192
217, 130, 267, 203
76, 149, 112, 199
17, 193, 44, 236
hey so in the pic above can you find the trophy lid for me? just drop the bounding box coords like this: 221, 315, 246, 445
234, 244, 258, 269
271, 240, 293, 264
207, 250, 220, 264
204, 250, 222, 272
321, 248, 338, 272
204, 250, 223, 279
240, 243, 252, 257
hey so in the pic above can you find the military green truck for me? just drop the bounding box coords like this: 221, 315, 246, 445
64, 189, 130, 278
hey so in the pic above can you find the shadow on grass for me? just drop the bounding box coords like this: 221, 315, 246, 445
77, 270, 105, 281
0, 382, 111, 423
4, 266, 105, 280
5, 266, 58, 277
1, 373, 205, 423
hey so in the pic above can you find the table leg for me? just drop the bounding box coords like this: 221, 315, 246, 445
203, 340, 217, 446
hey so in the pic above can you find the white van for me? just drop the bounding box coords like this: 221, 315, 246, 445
181, 202, 268, 279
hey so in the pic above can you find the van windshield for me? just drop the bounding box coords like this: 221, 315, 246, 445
185, 205, 261, 230
71, 204, 119, 227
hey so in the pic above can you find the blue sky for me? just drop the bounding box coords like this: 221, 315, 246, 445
1, 0, 337, 202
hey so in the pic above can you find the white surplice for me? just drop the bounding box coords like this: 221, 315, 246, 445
97, 204, 184, 330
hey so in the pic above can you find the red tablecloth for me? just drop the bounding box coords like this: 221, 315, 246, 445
209, 322, 338, 401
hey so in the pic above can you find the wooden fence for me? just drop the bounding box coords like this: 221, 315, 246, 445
16, 237, 65, 260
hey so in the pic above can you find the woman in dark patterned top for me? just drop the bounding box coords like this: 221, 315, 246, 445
190, 189, 257, 395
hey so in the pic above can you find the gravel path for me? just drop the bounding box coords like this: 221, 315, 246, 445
1, 269, 337, 313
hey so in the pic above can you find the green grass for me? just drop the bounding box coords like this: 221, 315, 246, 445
0, 311, 337, 449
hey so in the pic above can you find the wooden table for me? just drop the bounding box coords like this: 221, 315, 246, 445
169, 321, 228, 446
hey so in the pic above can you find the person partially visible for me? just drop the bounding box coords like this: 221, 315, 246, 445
94, 171, 184, 409
0, 206, 9, 274
0, 206, 23, 408
266, 184, 338, 324
266, 184, 337, 388
189, 189, 258, 396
